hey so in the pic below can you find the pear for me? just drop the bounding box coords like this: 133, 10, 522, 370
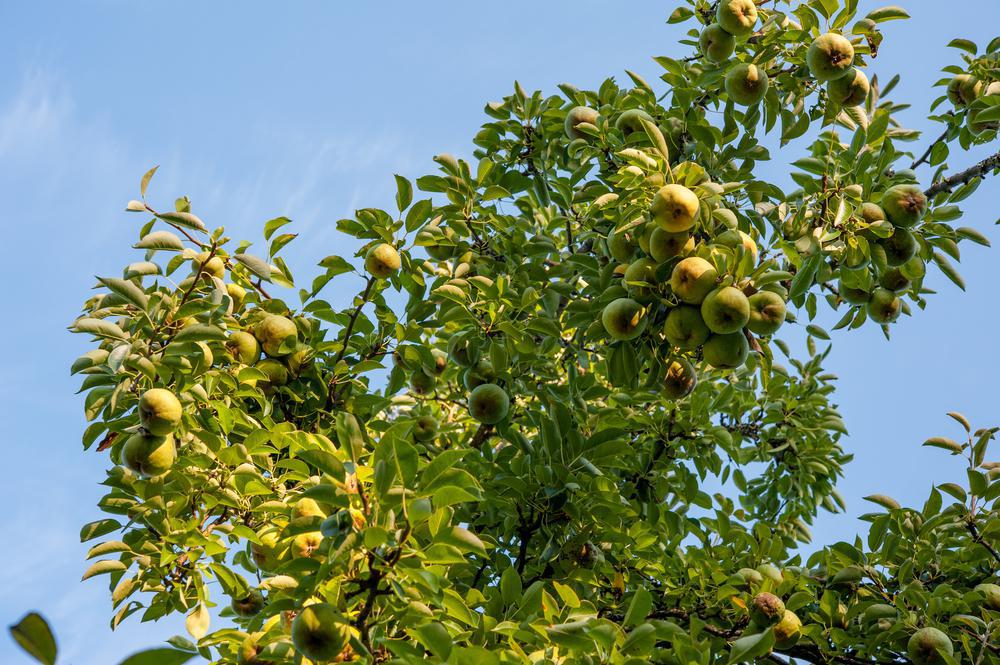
725, 64, 769, 106
747, 291, 786, 335
663, 358, 698, 399
231, 589, 265, 617
828, 67, 870, 106
649, 227, 694, 261
975, 582, 1000, 611
615, 108, 655, 136
703, 332, 749, 368
838, 280, 870, 305
700, 24, 736, 63
123, 432, 176, 477
602, 297, 648, 341
715, 229, 758, 263
194, 251, 225, 279
410, 370, 436, 396
716, 0, 758, 37
468, 383, 510, 424
365, 243, 401, 278
750, 592, 785, 627
670, 257, 718, 304
565, 105, 600, 140
138, 388, 182, 435
226, 331, 261, 365
254, 314, 297, 357
412, 415, 438, 442
880, 227, 918, 266
664, 305, 711, 349
651, 184, 700, 232
257, 359, 289, 387
906, 627, 953, 665
867, 288, 901, 324
881, 184, 927, 227
608, 227, 639, 262
624, 258, 659, 300
701, 286, 751, 334
291, 603, 350, 663
947, 75, 982, 106
807, 33, 855, 82
773, 610, 802, 648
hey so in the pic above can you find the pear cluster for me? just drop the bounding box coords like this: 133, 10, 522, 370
946, 73, 1000, 136
805, 32, 870, 109
697, 1, 770, 106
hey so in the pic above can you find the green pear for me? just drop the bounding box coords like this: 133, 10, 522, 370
671, 257, 718, 304
701, 286, 751, 334
615, 108, 655, 136
651, 184, 700, 232
257, 358, 289, 387
737, 567, 764, 587
715, 229, 758, 263
773, 610, 802, 648
251, 528, 284, 572
906, 627, 953, 665
138, 388, 182, 435
285, 343, 312, 376
867, 288, 901, 324
123, 431, 176, 477
703, 332, 749, 368
448, 336, 481, 367
725, 64, 769, 106
418, 223, 459, 260
226, 283, 247, 310
947, 75, 982, 106
881, 184, 927, 227
879, 267, 910, 292
413, 415, 439, 442
608, 226, 640, 262
410, 370, 436, 396
747, 290, 786, 335
649, 227, 694, 261
750, 592, 785, 627
828, 67, 870, 106
565, 105, 600, 140
807, 33, 855, 82
758, 563, 784, 584
226, 331, 261, 365
862, 603, 897, 627
468, 383, 510, 424
254, 314, 297, 357
291, 532, 323, 558
663, 358, 698, 399
463, 359, 496, 390
624, 257, 659, 300
838, 280, 870, 305
365, 243, 401, 278
291, 603, 350, 662
716, 0, 757, 37
194, 251, 225, 279
859, 202, 886, 224
663, 305, 711, 349
293, 498, 326, 519
231, 589, 265, 617
880, 227, 917, 266
700, 24, 736, 63
975, 582, 1000, 611
602, 297, 648, 341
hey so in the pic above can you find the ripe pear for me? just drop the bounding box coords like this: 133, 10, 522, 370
412, 415, 438, 442
226, 331, 261, 365
123, 432, 177, 477
649, 227, 694, 261
615, 108, 655, 136
828, 67, 870, 106
907, 627, 953, 665
293, 498, 326, 519
747, 291, 786, 335
880, 227, 917, 266
947, 75, 982, 106
807, 33, 855, 82
365, 243, 401, 278
859, 202, 886, 224
251, 529, 284, 572
565, 105, 600, 140
194, 251, 225, 279
254, 314, 297, 357
410, 370, 436, 396
651, 184, 700, 232
602, 297, 648, 341
882, 184, 927, 227
773, 610, 802, 648
750, 592, 785, 627
663, 305, 711, 349
227, 283, 247, 310
867, 288, 901, 324
701, 286, 751, 334
671, 257, 718, 304
291, 603, 350, 662
257, 358, 289, 387
624, 257, 659, 300
231, 589, 265, 617
703, 332, 749, 368
608, 227, 639, 262
468, 383, 510, 425
758, 563, 783, 584
291, 532, 323, 558
715, 229, 758, 263
975, 582, 1000, 611
725, 64, 769, 106
138, 388, 182, 435
716, 0, 757, 37
700, 24, 736, 63
663, 358, 698, 399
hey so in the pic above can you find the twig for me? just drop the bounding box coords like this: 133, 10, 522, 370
911, 126, 950, 170
925, 149, 1000, 198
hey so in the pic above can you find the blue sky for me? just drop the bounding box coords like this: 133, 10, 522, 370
0, 1, 998, 662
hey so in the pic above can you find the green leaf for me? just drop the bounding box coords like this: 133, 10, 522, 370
9, 613, 57, 665
947, 38, 977, 55
624, 587, 652, 627
174, 324, 228, 343
728, 630, 775, 664
865, 6, 909, 22
923, 436, 964, 454
98, 277, 149, 309
863, 494, 900, 510
134, 230, 184, 251
80, 519, 121, 541
185, 604, 209, 640
263, 216, 292, 240
140, 165, 159, 198
395, 174, 414, 212
156, 211, 207, 232
414, 622, 452, 660
233, 253, 272, 281
73, 318, 128, 341
667, 7, 693, 23
118, 648, 197, 665
82, 559, 127, 580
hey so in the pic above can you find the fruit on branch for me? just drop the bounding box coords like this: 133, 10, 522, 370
649, 227, 694, 261
859, 202, 886, 224
448, 336, 481, 367
564, 105, 600, 140
866, 288, 901, 324
428, 348, 448, 375
862, 603, 898, 630
736, 567, 764, 587
138, 388, 182, 435
663, 358, 698, 399
907, 627, 953, 665
257, 359, 289, 387
468, 383, 510, 424
663, 305, 711, 349
122, 432, 177, 477
758, 563, 784, 585
699, 24, 736, 63
237, 633, 272, 665
975, 582, 1000, 611
750, 592, 785, 627
881, 185, 927, 227
828, 67, 870, 107
747, 290, 787, 336
365, 243, 401, 278
463, 359, 496, 390
293, 498, 326, 519
602, 297, 648, 341
807, 33, 856, 82
670, 257, 718, 304
418, 223, 459, 261
651, 184, 700, 232
879, 267, 910, 292
251, 529, 284, 572
701, 286, 751, 334
947, 75, 982, 106
615, 109, 655, 137
773, 609, 802, 648
409, 370, 436, 396
291, 532, 323, 558
880, 227, 918, 266
838, 281, 870, 305
194, 251, 225, 279
255, 314, 297, 357
227, 283, 247, 310
285, 343, 312, 376
715, 229, 758, 263
624, 257, 660, 300
226, 331, 261, 365
231, 589, 265, 617
702, 332, 749, 369
412, 415, 438, 442
608, 227, 639, 262
291, 603, 350, 662
725, 64, 769, 106
970, 82, 1000, 134
716, 0, 758, 38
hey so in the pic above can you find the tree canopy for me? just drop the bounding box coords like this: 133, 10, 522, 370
15, 1, 1000, 664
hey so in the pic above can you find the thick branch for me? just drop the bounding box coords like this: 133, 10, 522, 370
924, 150, 1000, 198
967, 519, 1000, 566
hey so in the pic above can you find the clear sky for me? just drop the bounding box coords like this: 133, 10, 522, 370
1, 1, 998, 662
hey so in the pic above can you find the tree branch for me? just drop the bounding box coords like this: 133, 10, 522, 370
924, 149, 1000, 198
911, 127, 950, 170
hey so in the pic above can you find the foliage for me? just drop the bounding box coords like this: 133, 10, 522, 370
18, 1, 1000, 664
